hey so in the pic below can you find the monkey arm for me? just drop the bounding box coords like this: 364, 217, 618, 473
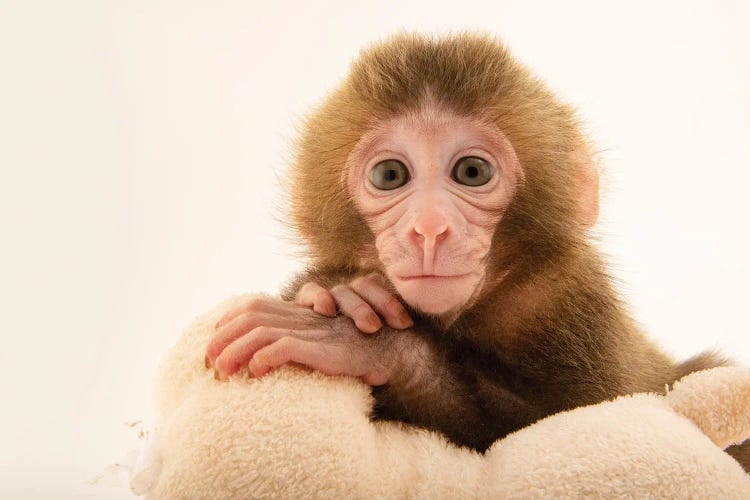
282, 270, 545, 451
207, 287, 541, 451
372, 326, 546, 452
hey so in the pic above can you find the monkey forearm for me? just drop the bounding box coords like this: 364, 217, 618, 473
373, 330, 543, 452
373, 346, 488, 448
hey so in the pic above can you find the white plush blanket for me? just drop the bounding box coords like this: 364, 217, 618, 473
132, 297, 750, 498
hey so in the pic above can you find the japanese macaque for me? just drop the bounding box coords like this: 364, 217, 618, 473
205, 33, 749, 469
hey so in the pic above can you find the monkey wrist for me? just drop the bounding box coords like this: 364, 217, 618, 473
373, 329, 433, 390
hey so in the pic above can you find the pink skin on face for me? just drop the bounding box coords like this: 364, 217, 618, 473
347, 105, 524, 316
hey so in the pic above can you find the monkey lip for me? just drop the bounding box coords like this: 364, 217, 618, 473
398, 273, 471, 281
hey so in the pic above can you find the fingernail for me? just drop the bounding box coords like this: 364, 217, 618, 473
399, 312, 414, 328
204, 355, 211, 369
368, 314, 382, 331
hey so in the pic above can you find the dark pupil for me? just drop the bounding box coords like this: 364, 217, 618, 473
465, 165, 479, 178
385, 169, 397, 181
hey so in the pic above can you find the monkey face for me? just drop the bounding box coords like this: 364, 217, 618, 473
291, 35, 599, 318
346, 104, 524, 315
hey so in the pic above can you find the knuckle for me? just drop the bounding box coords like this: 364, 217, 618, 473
353, 302, 374, 319
214, 353, 236, 374
313, 289, 332, 304
205, 341, 222, 361
385, 296, 404, 316
365, 272, 384, 284
230, 312, 255, 331
233, 311, 250, 323
273, 336, 295, 354
330, 284, 349, 295
245, 297, 265, 312
251, 325, 272, 338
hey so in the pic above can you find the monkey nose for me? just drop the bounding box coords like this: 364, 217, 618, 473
410, 211, 448, 274
411, 211, 449, 244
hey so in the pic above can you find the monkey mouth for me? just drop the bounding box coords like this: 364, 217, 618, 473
398, 273, 471, 281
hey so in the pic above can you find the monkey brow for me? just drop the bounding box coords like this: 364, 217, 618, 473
349, 129, 388, 163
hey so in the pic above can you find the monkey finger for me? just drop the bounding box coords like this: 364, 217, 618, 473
248, 337, 342, 379
329, 284, 383, 333
207, 312, 299, 366
350, 277, 413, 329
214, 326, 323, 380
295, 282, 337, 317
214, 326, 282, 380
214, 296, 290, 329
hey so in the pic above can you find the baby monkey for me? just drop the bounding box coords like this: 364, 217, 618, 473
205, 33, 749, 468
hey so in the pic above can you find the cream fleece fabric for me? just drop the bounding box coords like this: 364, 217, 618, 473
134, 296, 750, 498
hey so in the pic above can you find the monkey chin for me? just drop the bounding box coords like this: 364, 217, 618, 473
393, 273, 479, 316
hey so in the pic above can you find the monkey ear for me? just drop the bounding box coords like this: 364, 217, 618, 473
574, 151, 600, 227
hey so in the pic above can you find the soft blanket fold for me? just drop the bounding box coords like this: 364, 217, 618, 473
133, 296, 750, 498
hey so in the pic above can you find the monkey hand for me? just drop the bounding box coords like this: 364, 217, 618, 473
293, 272, 413, 333
206, 296, 406, 386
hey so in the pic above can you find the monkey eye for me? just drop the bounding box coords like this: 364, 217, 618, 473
451, 156, 495, 186
369, 160, 410, 190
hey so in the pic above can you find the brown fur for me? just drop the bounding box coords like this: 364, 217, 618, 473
282, 32, 747, 469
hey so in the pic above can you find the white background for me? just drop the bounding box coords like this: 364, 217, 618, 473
2, 1, 748, 498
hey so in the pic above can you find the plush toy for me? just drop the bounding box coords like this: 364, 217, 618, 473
131, 296, 750, 498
